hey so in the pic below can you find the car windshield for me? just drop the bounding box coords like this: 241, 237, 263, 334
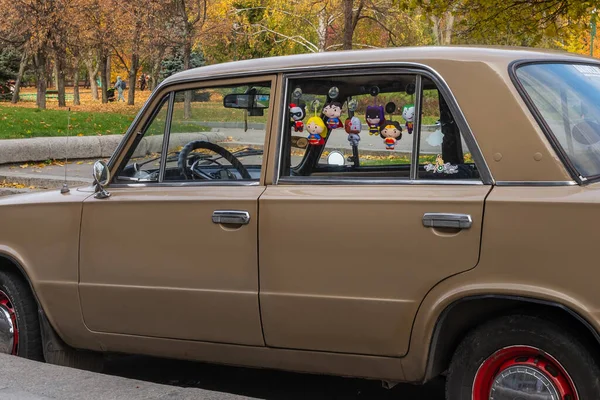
516, 63, 600, 179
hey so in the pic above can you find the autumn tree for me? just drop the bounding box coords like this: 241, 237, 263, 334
0, 0, 66, 109
169, 0, 208, 117
75, 0, 118, 103
448, 0, 594, 46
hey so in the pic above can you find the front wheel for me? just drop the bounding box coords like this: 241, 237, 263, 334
446, 314, 600, 400
0, 269, 42, 360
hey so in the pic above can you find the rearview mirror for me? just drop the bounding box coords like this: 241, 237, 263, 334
223, 93, 269, 112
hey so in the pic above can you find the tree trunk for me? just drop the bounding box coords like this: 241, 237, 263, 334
317, 7, 327, 52
342, 0, 353, 50
11, 50, 28, 104
85, 59, 99, 100
100, 54, 108, 103
150, 46, 166, 90
55, 52, 66, 107
444, 12, 455, 45
431, 16, 441, 45
34, 51, 47, 110
183, 40, 192, 119
127, 53, 139, 105
105, 53, 111, 88
73, 60, 81, 106
53, 62, 59, 90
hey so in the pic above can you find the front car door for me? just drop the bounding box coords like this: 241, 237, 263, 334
259, 69, 492, 356
79, 75, 276, 346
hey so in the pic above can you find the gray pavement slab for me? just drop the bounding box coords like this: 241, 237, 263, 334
0, 354, 256, 400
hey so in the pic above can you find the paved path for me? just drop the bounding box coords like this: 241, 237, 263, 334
0, 354, 255, 400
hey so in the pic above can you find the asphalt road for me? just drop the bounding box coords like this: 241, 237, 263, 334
103, 355, 446, 400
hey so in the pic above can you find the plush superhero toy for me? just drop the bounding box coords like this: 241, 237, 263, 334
289, 103, 306, 132
402, 104, 415, 134
306, 116, 327, 145
366, 105, 384, 136
380, 120, 403, 150
323, 102, 343, 130
344, 116, 362, 147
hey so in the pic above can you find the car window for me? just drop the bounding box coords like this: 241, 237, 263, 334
418, 77, 479, 180
117, 82, 271, 183
516, 63, 600, 178
280, 73, 418, 180
117, 96, 169, 182
163, 83, 270, 182
279, 72, 480, 182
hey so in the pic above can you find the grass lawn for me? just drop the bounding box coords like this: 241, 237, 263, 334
361, 153, 473, 166
0, 104, 211, 139
0, 106, 136, 139
361, 154, 437, 165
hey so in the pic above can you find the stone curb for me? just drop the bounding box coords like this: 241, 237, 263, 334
0, 188, 40, 197
0, 173, 92, 189
0, 131, 225, 165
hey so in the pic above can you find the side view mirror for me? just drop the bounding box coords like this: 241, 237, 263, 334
92, 160, 111, 199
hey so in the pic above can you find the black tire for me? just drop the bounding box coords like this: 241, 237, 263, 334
446, 314, 600, 400
0, 269, 43, 360
39, 310, 104, 372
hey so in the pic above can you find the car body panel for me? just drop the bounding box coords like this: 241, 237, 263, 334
79, 185, 266, 346
259, 184, 490, 356
402, 183, 600, 381
0, 188, 97, 349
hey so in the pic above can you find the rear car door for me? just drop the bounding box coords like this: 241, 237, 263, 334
79, 75, 276, 346
259, 70, 492, 356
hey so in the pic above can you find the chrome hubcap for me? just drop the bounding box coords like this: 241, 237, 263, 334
0, 303, 14, 354
490, 365, 560, 400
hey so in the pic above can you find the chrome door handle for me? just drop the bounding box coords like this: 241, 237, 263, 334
212, 210, 250, 225
422, 213, 472, 229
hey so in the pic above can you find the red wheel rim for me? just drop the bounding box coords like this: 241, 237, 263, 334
0, 289, 18, 355
473, 345, 578, 400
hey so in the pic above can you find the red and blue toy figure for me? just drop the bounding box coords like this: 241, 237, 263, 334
380, 120, 403, 150
323, 102, 343, 130
306, 116, 327, 145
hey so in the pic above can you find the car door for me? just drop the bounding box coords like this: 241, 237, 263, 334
79, 75, 276, 346
259, 70, 492, 357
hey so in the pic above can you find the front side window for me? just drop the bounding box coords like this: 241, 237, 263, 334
279, 72, 480, 181
118, 96, 169, 182
516, 63, 600, 179
117, 81, 271, 183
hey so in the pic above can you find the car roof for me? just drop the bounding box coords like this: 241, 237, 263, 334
163, 46, 598, 85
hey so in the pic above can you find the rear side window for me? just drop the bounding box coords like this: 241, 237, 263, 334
279, 72, 480, 182
516, 63, 600, 179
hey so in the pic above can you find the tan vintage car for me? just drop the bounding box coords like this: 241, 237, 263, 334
2, 46, 600, 399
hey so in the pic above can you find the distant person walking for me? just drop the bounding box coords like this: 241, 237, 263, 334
115, 76, 126, 102
139, 73, 147, 91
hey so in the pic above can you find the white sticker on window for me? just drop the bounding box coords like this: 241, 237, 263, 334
573, 65, 600, 76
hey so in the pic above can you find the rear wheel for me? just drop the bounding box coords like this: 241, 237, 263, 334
446, 314, 600, 400
0, 269, 42, 360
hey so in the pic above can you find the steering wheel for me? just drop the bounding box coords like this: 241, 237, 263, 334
178, 140, 252, 180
